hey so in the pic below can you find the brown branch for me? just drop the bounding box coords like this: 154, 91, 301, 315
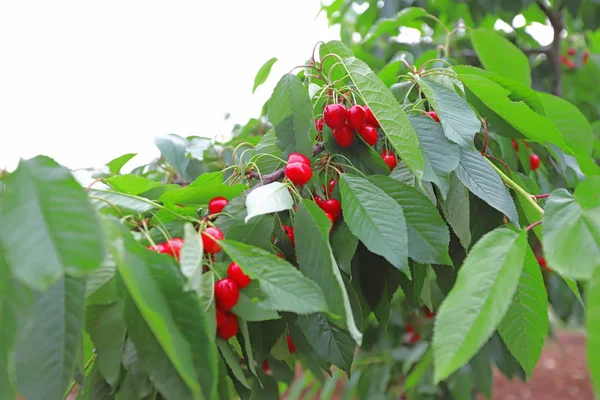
247, 142, 326, 191
536, 0, 564, 96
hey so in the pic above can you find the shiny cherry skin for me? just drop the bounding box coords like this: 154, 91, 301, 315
227, 262, 251, 288
315, 118, 324, 133
283, 224, 295, 246
364, 106, 380, 128
328, 179, 336, 195
567, 47, 576, 56
285, 162, 312, 186
314, 195, 325, 208
214, 278, 240, 311
358, 124, 378, 146
147, 243, 166, 253
262, 360, 270, 372
163, 238, 184, 260
216, 308, 227, 328
320, 198, 341, 221
287, 152, 310, 166
324, 104, 347, 130
333, 125, 354, 148
381, 150, 397, 171
287, 335, 296, 354
511, 139, 519, 151
217, 312, 238, 339
347, 105, 367, 131
423, 306, 435, 319
202, 226, 224, 254
530, 154, 541, 170
426, 110, 440, 122
208, 196, 229, 214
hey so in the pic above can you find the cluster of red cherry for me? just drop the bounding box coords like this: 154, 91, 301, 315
560, 47, 590, 69
214, 261, 251, 339
511, 139, 541, 171
148, 237, 184, 260
403, 306, 436, 345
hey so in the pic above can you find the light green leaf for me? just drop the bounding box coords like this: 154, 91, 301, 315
368, 175, 451, 265
14, 277, 86, 400
340, 174, 409, 273
324, 41, 424, 178
471, 29, 531, 86
219, 240, 328, 314
106, 153, 137, 174
159, 184, 247, 207
587, 267, 600, 396
498, 245, 548, 379
418, 77, 481, 147
433, 228, 527, 382
252, 57, 278, 93
295, 200, 362, 344
180, 223, 203, 279
189, 171, 224, 187
268, 73, 313, 158
456, 148, 519, 226
297, 313, 355, 374
86, 302, 126, 388
1, 156, 104, 290
245, 182, 293, 223
155, 134, 189, 178
105, 175, 162, 195
363, 7, 428, 43
441, 174, 471, 249
231, 292, 280, 322
542, 178, 600, 280
89, 189, 156, 215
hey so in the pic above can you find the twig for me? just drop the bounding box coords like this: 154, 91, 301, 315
536, 0, 564, 96
526, 220, 543, 231
534, 193, 550, 199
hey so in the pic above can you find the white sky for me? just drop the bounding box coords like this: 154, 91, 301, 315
0, 1, 338, 171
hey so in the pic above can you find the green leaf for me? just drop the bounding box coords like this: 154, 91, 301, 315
587, 267, 600, 396
498, 244, 548, 379
253, 129, 284, 174
325, 42, 424, 178
368, 175, 452, 265
295, 200, 362, 344
105, 217, 217, 400
471, 29, 531, 86
363, 7, 428, 43
441, 174, 471, 249
180, 223, 203, 279
217, 339, 250, 388
245, 182, 293, 223
105, 175, 162, 195
511, 174, 544, 241
252, 57, 278, 93
418, 77, 481, 147
86, 302, 126, 388
456, 148, 519, 226
106, 153, 137, 174
339, 174, 409, 273
297, 313, 355, 374
219, 240, 328, 314
409, 115, 459, 196
159, 184, 247, 207
268, 73, 313, 158
89, 189, 157, 215
0, 156, 104, 290
433, 228, 527, 382
330, 219, 358, 275
231, 292, 280, 322
454, 66, 568, 152
155, 134, 190, 177
238, 319, 257, 377
189, 171, 224, 187
14, 277, 86, 400
542, 178, 600, 280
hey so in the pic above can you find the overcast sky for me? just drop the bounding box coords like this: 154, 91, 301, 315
0, 1, 338, 171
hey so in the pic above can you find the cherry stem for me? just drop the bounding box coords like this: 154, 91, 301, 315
480, 118, 489, 155
85, 178, 105, 191
482, 153, 511, 175
526, 220, 543, 231
534, 193, 550, 199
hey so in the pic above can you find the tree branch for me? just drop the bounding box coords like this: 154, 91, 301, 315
247, 142, 326, 190
537, 0, 564, 96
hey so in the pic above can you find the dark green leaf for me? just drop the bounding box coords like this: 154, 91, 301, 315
217, 339, 250, 388
155, 134, 189, 177
253, 57, 278, 93
323, 126, 390, 175
89, 189, 156, 215
340, 174, 409, 273
330, 219, 358, 275
268, 73, 313, 158
441, 174, 471, 249
252, 129, 284, 174
1, 156, 104, 290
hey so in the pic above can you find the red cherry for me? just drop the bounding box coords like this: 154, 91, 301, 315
285, 162, 312, 186
405, 322, 415, 333
287, 152, 310, 167
560, 55, 576, 69
216, 309, 227, 328
364, 106, 380, 128
347, 105, 367, 130
423, 306, 435, 319
426, 111, 440, 122
147, 243, 166, 253
276, 253, 284, 259
323, 104, 347, 130
262, 360, 270, 373
333, 125, 354, 148
217, 312, 238, 339
530, 154, 541, 171
227, 262, 251, 288
314, 195, 324, 208
163, 238, 184, 260
283, 224, 295, 246
286, 335, 296, 354
358, 124, 378, 146
320, 198, 341, 221
328, 179, 336, 195
567, 47, 576, 56
381, 150, 397, 171
214, 278, 240, 311
208, 196, 229, 215
315, 118, 324, 134
511, 139, 519, 151
201, 226, 224, 254
404, 331, 421, 344
325, 212, 334, 232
